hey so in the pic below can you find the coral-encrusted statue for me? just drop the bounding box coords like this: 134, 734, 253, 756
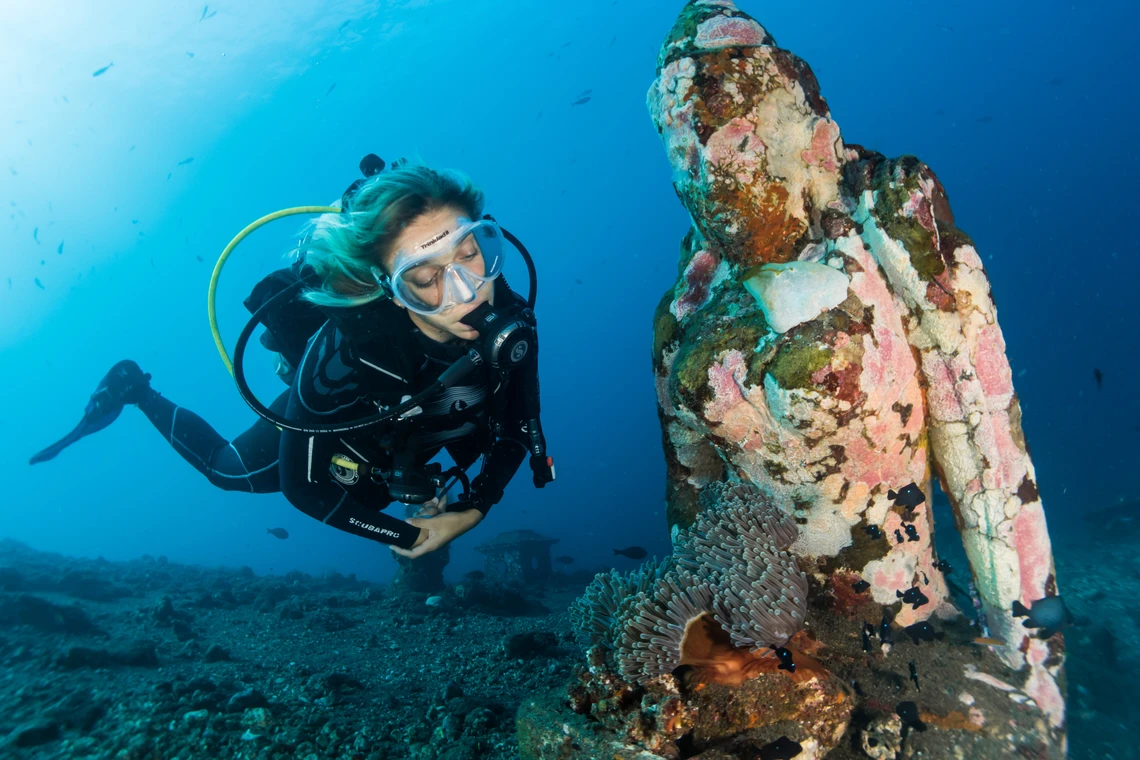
650, 0, 1063, 737
517, 3, 1067, 758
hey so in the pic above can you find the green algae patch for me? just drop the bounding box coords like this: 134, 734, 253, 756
870, 157, 944, 282
653, 292, 681, 366
671, 301, 770, 413
768, 341, 832, 391
822, 520, 890, 574
657, 4, 705, 71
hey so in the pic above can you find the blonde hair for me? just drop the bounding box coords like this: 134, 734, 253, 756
295, 159, 484, 308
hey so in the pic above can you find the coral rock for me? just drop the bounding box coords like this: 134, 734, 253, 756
649, 0, 1064, 740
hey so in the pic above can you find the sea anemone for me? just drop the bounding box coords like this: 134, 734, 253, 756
570, 481, 809, 684
617, 570, 716, 681
569, 556, 676, 647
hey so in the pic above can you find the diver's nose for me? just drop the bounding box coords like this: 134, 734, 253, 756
446, 266, 477, 304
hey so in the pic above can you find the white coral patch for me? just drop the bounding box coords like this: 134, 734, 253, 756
743, 261, 850, 333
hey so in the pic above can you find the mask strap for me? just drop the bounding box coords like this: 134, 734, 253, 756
370, 266, 394, 298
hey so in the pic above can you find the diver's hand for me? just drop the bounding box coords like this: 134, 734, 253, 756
414, 494, 448, 518
391, 509, 482, 559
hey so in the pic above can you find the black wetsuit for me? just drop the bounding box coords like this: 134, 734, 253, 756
278, 288, 535, 549
132, 283, 536, 550
135, 390, 287, 494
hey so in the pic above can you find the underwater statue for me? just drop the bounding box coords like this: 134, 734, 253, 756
518, 2, 1066, 758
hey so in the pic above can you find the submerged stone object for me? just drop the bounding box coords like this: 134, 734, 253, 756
474, 530, 560, 584
650, 0, 1063, 744
519, 2, 1065, 758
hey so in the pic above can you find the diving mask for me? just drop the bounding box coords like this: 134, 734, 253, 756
381, 217, 505, 316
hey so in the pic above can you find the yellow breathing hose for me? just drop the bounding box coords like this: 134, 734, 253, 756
208, 205, 339, 377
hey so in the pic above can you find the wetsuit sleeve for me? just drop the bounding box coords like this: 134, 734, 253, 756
278, 389, 422, 550
464, 432, 529, 517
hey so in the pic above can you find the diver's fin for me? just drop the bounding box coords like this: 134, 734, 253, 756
29, 420, 95, 464
28, 360, 150, 465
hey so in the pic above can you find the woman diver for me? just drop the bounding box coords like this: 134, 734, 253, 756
28, 158, 555, 558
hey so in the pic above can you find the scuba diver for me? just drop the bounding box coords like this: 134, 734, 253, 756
29, 156, 555, 558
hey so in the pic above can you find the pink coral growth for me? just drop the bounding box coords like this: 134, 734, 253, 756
1023, 639, 1065, 728
695, 15, 769, 49
800, 119, 840, 173
974, 324, 1013, 399
705, 350, 748, 421
675, 249, 719, 319
1012, 503, 1051, 602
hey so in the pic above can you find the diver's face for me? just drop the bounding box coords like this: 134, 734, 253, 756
385, 205, 495, 343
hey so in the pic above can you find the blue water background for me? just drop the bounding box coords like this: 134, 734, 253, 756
0, 0, 1136, 584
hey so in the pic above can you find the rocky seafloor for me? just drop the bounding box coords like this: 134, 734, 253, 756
0, 535, 1135, 760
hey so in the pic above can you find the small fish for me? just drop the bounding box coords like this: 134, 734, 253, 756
852, 679, 865, 697
897, 587, 930, 610
177, 157, 195, 166
888, 483, 926, 510
57, 241, 64, 254
896, 700, 925, 731
195, 255, 204, 262
34, 278, 45, 290
935, 558, 952, 574
935, 23, 954, 31
128, 145, 136, 152
1047, 77, 1064, 87
574, 278, 583, 285
613, 546, 647, 559
972, 636, 1007, 646
908, 660, 920, 690
200, 5, 217, 21
571, 96, 591, 106
758, 736, 803, 760
337, 19, 352, 31
62, 95, 69, 103
1012, 596, 1073, 639
92, 63, 114, 77
879, 609, 894, 644
852, 579, 870, 593
464, 570, 485, 580
555, 555, 574, 565
325, 83, 337, 97
266, 528, 289, 540
6, 278, 11, 289
1094, 368, 1103, 390
861, 622, 874, 653
904, 621, 943, 645
976, 115, 994, 124
903, 523, 919, 542
33, 227, 39, 243
894, 529, 905, 544
609, 35, 617, 46
768, 645, 795, 673
167, 173, 172, 180
863, 524, 883, 540
186, 51, 195, 58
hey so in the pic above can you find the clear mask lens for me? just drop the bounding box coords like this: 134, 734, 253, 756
392, 220, 504, 314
